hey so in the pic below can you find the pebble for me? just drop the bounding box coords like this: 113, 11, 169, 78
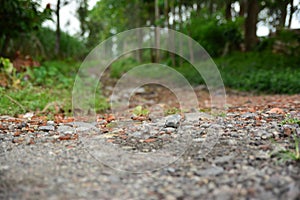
0, 109, 299, 200
47, 121, 55, 126
39, 125, 55, 131
241, 112, 257, 119
195, 166, 224, 176
57, 125, 75, 134
214, 155, 234, 164
165, 114, 181, 128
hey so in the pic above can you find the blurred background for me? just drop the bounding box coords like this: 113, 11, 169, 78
0, 0, 299, 116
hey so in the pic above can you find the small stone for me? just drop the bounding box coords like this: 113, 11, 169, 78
282, 124, 293, 136
23, 112, 34, 119
8, 124, 15, 131
165, 114, 181, 128
184, 112, 201, 122
227, 139, 237, 145
57, 125, 75, 134
214, 155, 233, 164
46, 121, 55, 126
67, 122, 98, 132
296, 128, 300, 136
200, 123, 211, 128
17, 122, 27, 129
241, 112, 257, 119
166, 167, 176, 173
226, 124, 234, 128
39, 126, 55, 131
122, 146, 134, 150
193, 138, 206, 142
163, 127, 176, 134
196, 166, 224, 176
261, 131, 273, 140
134, 87, 146, 94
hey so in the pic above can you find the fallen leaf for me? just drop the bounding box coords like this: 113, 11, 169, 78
59, 134, 78, 141
13, 131, 21, 137
259, 144, 271, 150
268, 108, 284, 114
143, 138, 156, 143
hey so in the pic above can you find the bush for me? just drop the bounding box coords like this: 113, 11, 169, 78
1, 27, 87, 60
25, 61, 79, 88
216, 51, 300, 94
189, 12, 242, 57
110, 57, 139, 78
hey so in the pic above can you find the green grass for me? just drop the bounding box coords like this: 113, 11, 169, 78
215, 51, 300, 94
107, 50, 300, 94
272, 133, 300, 162
132, 105, 150, 117
281, 114, 300, 125
0, 86, 71, 116
0, 60, 109, 117
164, 107, 181, 116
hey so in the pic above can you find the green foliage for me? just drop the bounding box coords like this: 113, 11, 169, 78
86, 0, 128, 47
189, 12, 243, 57
0, 86, 70, 116
0, 0, 51, 56
110, 57, 139, 78
35, 27, 87, 59
0, 61, 109, 116
174, 62, 205, 85
0, 57, 21, 88
272, 134, 300, 162
281, 114, 300, 126
0, 0, 51, 37
1, 27, 87, 60
257, 29, 300, 56
164, 107, 181, 116
107, 50, 300, 94
216, 51, 300, 94
132, 105, 150, 117
0, 57, 15, 75
25, 61, 78, 88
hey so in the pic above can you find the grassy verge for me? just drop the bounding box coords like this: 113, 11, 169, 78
109, 51, 300, 94
215, 51, 300, 94
0, 60, 109, 117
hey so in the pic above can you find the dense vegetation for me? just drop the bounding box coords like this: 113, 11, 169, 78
0, 0, 299, 116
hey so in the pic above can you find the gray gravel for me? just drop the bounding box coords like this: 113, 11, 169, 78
0, 110, 300, 199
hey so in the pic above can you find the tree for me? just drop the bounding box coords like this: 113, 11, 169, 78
244, 0, 259, 51
0, 0, 51, 56
155, 0, 160, 62
55, 0, 70, 56
288, 0, 294, 28
239, 0, 247, 17
77, 0, 89, 37
225, 0, 233, 20
55, 0, 61, 56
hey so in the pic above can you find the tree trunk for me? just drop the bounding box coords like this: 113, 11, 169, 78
244, 0, 259, 51
55, 0, 61, 56
279, 1, 289, 28
288, 0, 294, 28
208, 1, 214, 16
239, 0, 247, 17
178, 3, 183, 67
164, 0, 169, 27
135, 0, 143, 62
0, 35, 10, 57
225, 0, 232, 20
155, 0, 160, 62
170, 0, 176, 66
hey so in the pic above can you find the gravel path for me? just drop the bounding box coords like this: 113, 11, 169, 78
1, 88, 300, 199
